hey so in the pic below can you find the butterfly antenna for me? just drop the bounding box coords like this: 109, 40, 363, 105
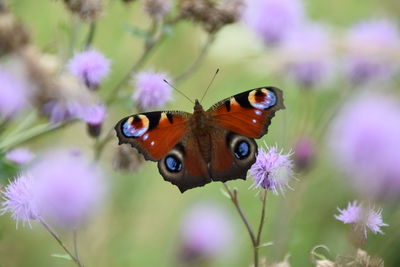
163, 79, 195, 105
200, 68, 219, 103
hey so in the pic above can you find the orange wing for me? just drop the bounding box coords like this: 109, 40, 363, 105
115, 111, 190, 161
208, 87, 284, 138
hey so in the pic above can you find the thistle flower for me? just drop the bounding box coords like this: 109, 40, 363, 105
63, 0, 103, 22
1, 175, 38, 228
0, 69, 30, 119
132, 71, 172, 111
68, 50, 110, 90
294, 137, 315, 171
335, 201, 388, 237
345, 20, 400, 85
281, 24, 333, 88
143, 0, 171, 21
242, 0, 305, 46
78, 103, 106, 137
249, 144, 294, 195
42, 100, 84, 123
328, 94, 400, 201
180, 203, 234, 262
5, 148, 35, 165
30, 149, 105, 229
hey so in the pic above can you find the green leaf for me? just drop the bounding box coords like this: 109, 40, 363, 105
256, 241, 274, 249
51, 254, 72, 261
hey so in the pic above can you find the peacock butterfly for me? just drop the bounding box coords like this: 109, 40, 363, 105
115, 87, 284, 192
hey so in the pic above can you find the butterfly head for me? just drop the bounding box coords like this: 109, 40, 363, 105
194, 99, 204, 113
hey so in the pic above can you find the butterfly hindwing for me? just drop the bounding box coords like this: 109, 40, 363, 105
114, 111, 191, 161
208, 87, 284, 138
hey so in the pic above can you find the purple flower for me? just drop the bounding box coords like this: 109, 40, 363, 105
294, 137, 315, 171
132, 71, 172, 111
242, 0, 305, 46
29, 149, 105, 229
328, 94, 400, 201
42, 100, 84, 123
77, 104, 106, 137
68, 50, 110, 90
249, 143, 294, 195
281, 24, 333, 88
335, 201, 388, 237
345, 20, 400, 84
180, 203, 234, 261
144, 0, 171, 21
5, 148, 35, 165
0, 69, 30, 119
1, 175, 38, 228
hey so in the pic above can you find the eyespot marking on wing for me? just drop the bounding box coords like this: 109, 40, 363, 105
122, 115, 149, 137
248, 88, 277, 109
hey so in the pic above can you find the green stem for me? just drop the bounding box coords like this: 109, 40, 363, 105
39, 218, 84, 267
84, 22, 96, 49
223, 183, 258, 267
256, 190, 268, 244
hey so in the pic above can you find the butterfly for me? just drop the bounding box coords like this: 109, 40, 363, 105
115, 87, 284, 193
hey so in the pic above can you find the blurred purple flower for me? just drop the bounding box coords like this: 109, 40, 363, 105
0, 69, 30, 119
281, 24, 333, 88
144, 0, 171, 21
345, 20, 400, 84
180, 203, 233, 261
30, 149, 105, 229
242, 0, 305, 46
335, 201, 388, 237
329, 94, 400, 201
132, 71, 172, 111
68, 50, 110, 90
294, 137, 315, 171
1, 175, 38, 228
5, 148, 35, 165
77, 104, 106, 137
43, 100, 85, 124
249, 143, 294, 195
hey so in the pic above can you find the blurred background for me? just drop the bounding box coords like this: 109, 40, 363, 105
0, 0, 399, 266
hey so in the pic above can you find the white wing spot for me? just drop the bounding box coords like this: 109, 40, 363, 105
255, 110, 262, 115
150, 141, 155, 146
143, 133, 149, 141
252, 119, 257, 123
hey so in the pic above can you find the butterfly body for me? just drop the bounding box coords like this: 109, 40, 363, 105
115, 87, 284, 192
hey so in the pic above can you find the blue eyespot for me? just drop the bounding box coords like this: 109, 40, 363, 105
234, 141, 250, 159
251, 90, 277, 109
123, 120, 147, 137
165, 155, 182, 172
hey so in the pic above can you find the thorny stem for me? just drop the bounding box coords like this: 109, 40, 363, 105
174, 34, 216, 83
39, 217, 84, 267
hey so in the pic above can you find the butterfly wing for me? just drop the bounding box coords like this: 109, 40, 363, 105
208, 87, 284, 138
114, 111, 191, 161
207, 87, 284, 181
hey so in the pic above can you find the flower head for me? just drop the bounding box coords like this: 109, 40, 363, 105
68, 50, 110, 90
180, 203, 234, 261
143, 0, 171, 21
1, 175, 38, 228
30, 149, 105, 229
281, 24, 334, 88
5, 148, 35, 165
0, 69, 30, 119
132, 71, 172, 111
42, 100, 84, 123
242, 0, 305, 46
77, 103, 106, 137
328, 94, 400, 201
249, 144, 294, 195
345, 20, 400, 84
335, 201, 388, 237
294, 136, 315, 171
